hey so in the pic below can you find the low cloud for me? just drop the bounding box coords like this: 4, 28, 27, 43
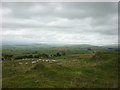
2, 2, 118, 45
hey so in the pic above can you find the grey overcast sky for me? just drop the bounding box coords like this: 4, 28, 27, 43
2, 2, 118, 45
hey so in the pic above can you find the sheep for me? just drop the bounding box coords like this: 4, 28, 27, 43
36, 60, 40, 62
22, 59, 24, 60
38, 59, 41, 61
19, 62, 23, 64
25, 62, 28, 64
45, 60, 49, 62
52, 60, 56, 62
37, 60, 40, 62
32, 61, 36, 64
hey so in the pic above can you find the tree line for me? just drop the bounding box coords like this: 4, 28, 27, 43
2, 52, 66, 60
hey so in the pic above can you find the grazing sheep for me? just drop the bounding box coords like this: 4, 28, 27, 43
45, 60, 49, 62
42, 60, 45, 62
38, 59, 41, 61
36, 60, 40, 62
19, 62, 23, 64
32, 61, 36, 64
52, 60, 56, 62
37, 60, 39, 62
25, 62, 28, 64
22, 59, 24, 60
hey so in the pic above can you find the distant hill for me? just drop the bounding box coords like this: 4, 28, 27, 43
2, 44, 101, 50
101, 44, 118, 48
2, 44, 53, 50
61, 44, 100, 49
2, 43, 119, 50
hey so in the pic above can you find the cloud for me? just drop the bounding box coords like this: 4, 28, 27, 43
2, 2, 118, 45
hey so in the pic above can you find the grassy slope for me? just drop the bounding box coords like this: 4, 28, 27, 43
2, 51, 118, 88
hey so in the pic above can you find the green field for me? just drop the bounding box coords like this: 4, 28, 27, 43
2, 44, 118, 88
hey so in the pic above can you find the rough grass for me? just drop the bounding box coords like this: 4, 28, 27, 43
2, 51, 118, 88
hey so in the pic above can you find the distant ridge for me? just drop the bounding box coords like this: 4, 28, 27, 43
2, 42, 118, 50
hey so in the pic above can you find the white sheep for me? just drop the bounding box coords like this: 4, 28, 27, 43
19, 62, 23, 64
37, 60, 39, 61
32, 61, 36, 64
52, 60, 56, 62
46, 60, 49, 62
25, 62, 28, 64
49, 62, 52, 63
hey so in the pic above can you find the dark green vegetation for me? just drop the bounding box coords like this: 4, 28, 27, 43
2, 44, 118, 88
